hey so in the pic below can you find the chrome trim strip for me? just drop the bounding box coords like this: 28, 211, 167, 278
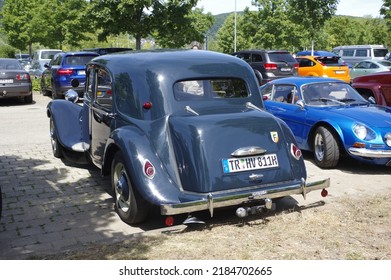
160, 178, 330, 216
348, 147, 391, 158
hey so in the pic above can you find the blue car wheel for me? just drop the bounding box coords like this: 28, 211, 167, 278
111, 152, 150, 224
313, 126, 340, 168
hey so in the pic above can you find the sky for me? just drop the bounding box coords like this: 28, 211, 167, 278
196, 0, 384, 17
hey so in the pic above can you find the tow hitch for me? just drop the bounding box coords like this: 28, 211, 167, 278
235, 198, 275, 218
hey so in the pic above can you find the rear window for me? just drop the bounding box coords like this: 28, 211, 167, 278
268, 53, 296, 63
65, 55, 97, 66
379, 60, 391, 67
41, 51, 61, 60
174, 79, 249, 100
0, 60, 22, 70
316, 56, 345, 66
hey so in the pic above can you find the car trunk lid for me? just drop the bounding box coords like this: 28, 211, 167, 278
168, 109, 296, 193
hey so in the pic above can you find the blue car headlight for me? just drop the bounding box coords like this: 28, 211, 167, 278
352, 123, 376, 141
385, 133, 391, 147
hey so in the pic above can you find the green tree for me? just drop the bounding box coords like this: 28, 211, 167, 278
288, 0, 339, 50
1, 0, 90, 53
88, 0, 213, 50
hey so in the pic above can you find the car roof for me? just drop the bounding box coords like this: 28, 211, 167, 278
296, 50, 337, 57
267, 76, 345, 86
60, 51, 99, 56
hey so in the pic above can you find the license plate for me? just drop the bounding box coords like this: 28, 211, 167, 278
222, 154, 279, 173
0, 79, 13, 83
78, 70, 86, 75
335, 70, 345, 74
281, 67, 291, 72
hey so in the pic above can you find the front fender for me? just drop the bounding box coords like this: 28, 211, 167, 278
104, 127, 182, 206
309, 119, 345, 151
47, 100, 89, 152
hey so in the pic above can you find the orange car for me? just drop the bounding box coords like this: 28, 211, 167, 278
296, 55, 350, 83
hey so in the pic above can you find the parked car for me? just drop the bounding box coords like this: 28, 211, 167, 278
296, 55, 350, 83
47, 50, 329, 225
0, 185, 2, 221
41, 51, 99, 99
349, 59, 391, 80
351, 72, 391, 106
28, 60, 46, 79
0, 58, 33, 103
296, 50, 352, 68
261, 77, 391, 168
332, 45, 389, 65
15, 53, 31, 71
232, 50, 298, 85
82, 47, 132, 55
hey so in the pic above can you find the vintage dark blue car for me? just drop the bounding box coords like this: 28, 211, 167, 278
47, 50, 329, 225
261, 77, 391, 168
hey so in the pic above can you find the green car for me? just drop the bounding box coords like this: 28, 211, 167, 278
349, 59, 391, 81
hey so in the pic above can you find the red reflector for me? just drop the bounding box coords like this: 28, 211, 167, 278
57, 69, 74, 75
143, 102, 152, 109
165, 216, 174, 227
143, 160, 155, 179
264, 63, 278, 70
262, 95, 268, 101
290, 143, 302, 160
321, 189, 328, 197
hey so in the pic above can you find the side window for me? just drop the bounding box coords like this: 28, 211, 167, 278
95, 68, 112, 110
298, 59, 313, 67
236, 53, 250, 62
355, 49, 368, 57
272, 85, 296, 103
85, 67, 95, 100
252, 54, 263, 62
342, 49, 354, 56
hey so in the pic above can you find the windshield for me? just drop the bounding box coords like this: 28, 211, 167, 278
302, 82, 368, 106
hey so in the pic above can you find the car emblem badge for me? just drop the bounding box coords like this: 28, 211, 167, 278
270, 131, 279, 143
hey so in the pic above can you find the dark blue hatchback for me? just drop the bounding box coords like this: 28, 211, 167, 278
41, 51, 99, 99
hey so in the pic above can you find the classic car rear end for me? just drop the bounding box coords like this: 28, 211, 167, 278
47, 50, 329, 225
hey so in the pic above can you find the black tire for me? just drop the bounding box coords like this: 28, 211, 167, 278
24, 94, 33, 104
52, 86, 61, 99
313, 126, 340, 168
41, 79, 49, 96
49, 117, 63, 158
111, 152, 150, 224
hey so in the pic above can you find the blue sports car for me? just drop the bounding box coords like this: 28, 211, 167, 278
261, 77, 391, 168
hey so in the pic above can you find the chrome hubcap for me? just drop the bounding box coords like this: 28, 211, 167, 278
114, 163, 131, 212
314, 133, 324, 161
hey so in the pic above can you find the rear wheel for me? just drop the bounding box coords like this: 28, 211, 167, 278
111, 152, 150, 224
24, 94, 33, 104
50, 117, 63, 158
313, 126, 340, 168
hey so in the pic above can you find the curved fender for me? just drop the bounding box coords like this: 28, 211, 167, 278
47, 100, 90, 152
275, 117, 307, 180
105, 127, 182, 206
310, 119, 345, 149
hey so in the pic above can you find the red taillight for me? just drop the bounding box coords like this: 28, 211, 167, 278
294, 63, 299, 69
57, 69, 74, 75
143, 160, 155, 179
15, 73, 30, 80
290, 143, 302, 160
165, 216, 174, 227
143, 102, 152, 109
262, 95, 268, 101
264, 63, 278, 70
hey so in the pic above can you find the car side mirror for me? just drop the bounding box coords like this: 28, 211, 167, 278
368, 96, 376, 104
296, 99, 305, 109
65, 89, 79, 103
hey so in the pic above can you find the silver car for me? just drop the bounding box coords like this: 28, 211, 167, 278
0, 58, 33, 103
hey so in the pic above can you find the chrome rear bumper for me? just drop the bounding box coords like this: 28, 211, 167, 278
161, 178, 330, 217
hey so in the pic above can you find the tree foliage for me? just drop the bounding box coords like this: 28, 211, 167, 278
88, 0, 214, 49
